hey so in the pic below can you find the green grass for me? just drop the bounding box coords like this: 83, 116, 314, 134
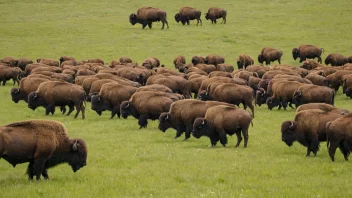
1, 0, 352, 197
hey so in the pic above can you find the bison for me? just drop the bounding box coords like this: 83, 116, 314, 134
324, 53, 348, 66
175, 7, 202, 26
281, 109, 344, 157
293, 84, 335, 108
193, 105, 252, 147
129, 7, 169, 29
173, 55, 186, 69
0, 120, 87, 180
326, 114, 352, 161
237, 54, 254, 70
28, 81, 86, 119
258, 47, 283, 65
296, 103, 349, 115
158, 100, 236, 140
292, 45, 324, 63
205, 7, 227, 24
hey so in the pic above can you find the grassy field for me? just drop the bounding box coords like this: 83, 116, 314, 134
1, 0, 352, 197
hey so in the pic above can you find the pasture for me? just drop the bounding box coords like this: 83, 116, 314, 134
1, 0, 352, 197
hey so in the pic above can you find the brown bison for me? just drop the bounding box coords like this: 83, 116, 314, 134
193, 105, 252, 147
146, 75, 192, 98
281, 109, 344, 157
1, 57, 17, 67
0, 120, 87, 180
36, 58, 60, 67
28, 81, 86, 119
175, 7, 202, 26
136, 84, 173, 93
129, 7, 169, 29
120, 91, 182, 128
296, 103, 349, 115
204, 54, 225, 66
258, 47, 283, 65
191, 56, 205, 65
158, 99, 237, 140
199, 83, 255, 117
91, 83, 137, 118
0, 66, 22, 86
237, 54, 254, 70
293, 84, 335, 108
305, 73, 328, 86
173, 55, 186, 69
216, 63, 234, 72
326, 70, 352, 91
205, 7, 227, 24
292, 45, 324, 63
325, 53, 348, 66
16, 58, 33, 70
59, 56, 75, 65
326, 114, 352, 161
11, 77, 49, 103
142, 57, 160, 69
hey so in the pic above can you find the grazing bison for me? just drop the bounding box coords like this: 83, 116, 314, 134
147, 75, 192, 98
293, 84, 335, 107
36, 58, 60, 67
193, 105, 252, 147
158, 100, 236, 140
296, 103, 349, 115
325, 53, 348, 66
326, 114, 352, 161
175, 7, 202, 26
199, 83, 255, 117
0, 120, 87, 180
292, 45, 324, 63
11, 77, 49, 103
59, 56, 75, 65
142, 57, 160, 69
0, 66, 22, 86
1, 57, 17, 67
216, 63, 234, 73
281, 109, 344, 157
191, 56, 205, 65
237, 54, 254, 70
28, 81, 86, 119
129, 7, 169, 29
120, 91, 182, 129
204, 54, 224, 66
205, 7, 227, 24
91, 83, 137, 118
258, 48, 283, 65
305, 73, 328, 86
16, 58, 33, 70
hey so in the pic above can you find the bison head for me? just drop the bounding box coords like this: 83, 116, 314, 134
10, 88, 25, 103
174, 13, 181, 23
257, 54, 265, 64
292, 91, 303, 108
191, 56, 199, 66
36, 58, 41, 63
266, 97, 280, 110
27, 92, 46, 111
346, 87, 352, 98
142, 62, 153, 69
120, 101, 132, 119
129, 13, 137, 25
255, 88, 270, 107
198, 91, 212, 101
91, 95, 109, 116
192, 118, 211, 138
205, 13, 210, 20
68, 139, 87, 173
237, 61, 244, 70
292, 48, 299, 60
281, 121, 297, 146
158, 112, 172, 132
324, 55, 332, 65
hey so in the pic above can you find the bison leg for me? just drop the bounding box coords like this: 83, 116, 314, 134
234, 131, 243, 147
80, 102, 85, 119
33, 158, 46, 180
142, 22, 148, 29
328, 141, 339, 162
60, 106, 67, 114
318, 56, 322, 64
74, 102, 84, 119
278, 58, 281, 64
111, 105, 120, 119
45, 104, 55, 116
174, 125, 185, 139
26, 161, 34, 180
42, 168, 49, 180
66, 104, 75, 116
219, 130, 228, 147
339, 140, 350, 161
138, 114, 149, 129
147, 22, 152, 29
282, 101, 288, 110
210, 134, 219, 147
310, 139, 320, 156
247, 102, 255, 118
184, 125, 192, 141
299, 57, 306, 63
288, 101, 294, 109
242, 128, 249, 148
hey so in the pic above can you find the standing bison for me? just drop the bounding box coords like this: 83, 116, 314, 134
292, 45, 324, 63
0, 120, 87, 180
326, 114, 352, 162
129, 7, 169, 29
324, 53, 348, 66
205, 7, 227, 24
258, 47, 283, 65
193, 105, 252, 148
175, 7, 202, 26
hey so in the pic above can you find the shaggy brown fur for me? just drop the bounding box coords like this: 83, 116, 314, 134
129, 7, 169, 29
292, 45, 324, 63
205, 7, 227, 24
175, 7, 202, 26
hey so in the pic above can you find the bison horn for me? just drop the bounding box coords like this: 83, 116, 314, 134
165, 114, 169, 120
288, 121, 295, 130
14, 88, 20, 94
126, 102, 130, 108
97, 96, 101, 102
33, 92, 38, 99
73, 140, 78, 152
201, 120, 206, 125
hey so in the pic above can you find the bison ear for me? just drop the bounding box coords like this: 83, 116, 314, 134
126, 102, 130, 108
72, 140, 78, 152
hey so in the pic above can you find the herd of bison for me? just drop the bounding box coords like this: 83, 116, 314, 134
1, 44, 352, 180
